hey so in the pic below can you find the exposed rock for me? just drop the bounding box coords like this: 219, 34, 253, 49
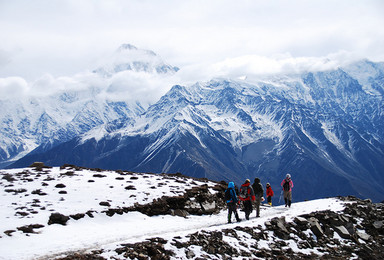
29, 162, 45, 168
268, 217, 290, 240
125, 185, 136, 190
29, 162, 52, 171
48, 213, 70, 225
115, 237, 173, 260
294, 216, 309, 226
17, 224, 44, 234
171, 209, 189, 218
308, 217, 324, 238
4, 230, 16, 236
356, 231, 371, 241
31, 189, 48, 196
99, 201, 111, 207
373, 221, 383, 229
70, 213, 85, 220
333, 225, 350, 239
55, 253, 106, 260
2, 173, 16, 182
93, 174, 106, 178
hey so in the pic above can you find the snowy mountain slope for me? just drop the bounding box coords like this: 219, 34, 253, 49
2, 43, 384, 203
0, 43, 180, 168
1, 165, 383, 260
0, 93, 143, 167
11, 60, 384, 202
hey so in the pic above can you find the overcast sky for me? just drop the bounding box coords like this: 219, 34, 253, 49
0, 0, 383, 102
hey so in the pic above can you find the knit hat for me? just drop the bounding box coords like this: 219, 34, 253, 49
286, 173, 291, 179
266, 183, 270, 186
245, 179, 250, 183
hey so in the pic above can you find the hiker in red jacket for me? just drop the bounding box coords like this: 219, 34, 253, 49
281, 173, 294, 207
239, 179, 255, 220
266, 183, 274, 206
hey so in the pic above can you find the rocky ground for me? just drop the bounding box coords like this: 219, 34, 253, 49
55, 197, 383, 260
2, 164, 383, 259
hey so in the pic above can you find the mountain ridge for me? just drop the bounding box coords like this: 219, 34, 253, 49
1, 46, 384, 202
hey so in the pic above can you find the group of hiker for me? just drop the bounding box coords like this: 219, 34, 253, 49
225, 173, 294, 223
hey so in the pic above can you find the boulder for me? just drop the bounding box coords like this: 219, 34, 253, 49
356, 231, 371, 241
48, 213, 70, 225
333, 225, 350, 239
201, 201, 216, 214
171, 209, 189, 218
29, 162, 45, 168
373, 221, 383, 229
308, 217, 324, 238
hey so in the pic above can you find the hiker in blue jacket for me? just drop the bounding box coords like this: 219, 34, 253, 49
225, 182, 241, 223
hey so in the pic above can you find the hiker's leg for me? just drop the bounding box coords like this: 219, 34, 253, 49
235, 211, 240, 222
256, 199, 260, 217
288, 191, 292, 207
227, 204, 232, 223
244, 201, 251, 220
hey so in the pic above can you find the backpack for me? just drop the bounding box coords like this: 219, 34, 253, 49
253, 183, 263, 197
239, 186, 249, 199
283, 180, 290, 191
224, 189, 232, 201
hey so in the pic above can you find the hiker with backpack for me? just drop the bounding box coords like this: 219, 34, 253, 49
224, 182, 241, 223
266, 183, 274, 206
239, 179, 256, 220
281, 173, 294, 207
252, 177, 264, 217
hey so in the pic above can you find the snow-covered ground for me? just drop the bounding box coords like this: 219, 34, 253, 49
0, 166, 348, 260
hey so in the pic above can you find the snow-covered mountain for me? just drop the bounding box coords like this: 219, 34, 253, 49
9, 59, 384, 202
0, 88, 144, 168
0, 44, 179, 168
0, 165, 383, 259
93, 43, 179, 77
1, 44, 383, 202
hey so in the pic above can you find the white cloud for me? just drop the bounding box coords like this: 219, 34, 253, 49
0, 0, 383, 93
102, 71, 178, 105
0, 77, 28, 100
209, 51, 361, 78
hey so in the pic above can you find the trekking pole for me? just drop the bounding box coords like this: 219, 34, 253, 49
278, 190, 283, 204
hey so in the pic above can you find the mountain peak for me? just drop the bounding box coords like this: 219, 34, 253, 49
117, 43, 138, 51
93, 44, 179, 77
